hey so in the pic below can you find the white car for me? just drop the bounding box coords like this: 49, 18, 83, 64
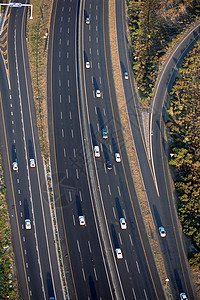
180, 293, 188, 300
85, 17, 90, 24
159, 226, 166, 237
79, 216, 86, 226
25, 219, 31, 230
120, 218, 127, 229
29, 159, 35, 168
85, 61, 90, 69
124, 72, 129, 79
115, 248, 123, 259
94, 146, 100, 157
12, 161, 18, 172
95, 90, 101, 98
115, 152, 121, 163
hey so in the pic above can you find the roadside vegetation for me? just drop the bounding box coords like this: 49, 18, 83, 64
0, 157, 18, 299
127, 0, 200, 105
26, 0, 52, 164
167, 40, 200, 271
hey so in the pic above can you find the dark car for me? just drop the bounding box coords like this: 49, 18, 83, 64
102, 128, 108, 139
106, 161, 112, 170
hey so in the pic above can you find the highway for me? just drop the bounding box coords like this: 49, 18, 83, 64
47, 0, 166, 299
0, 4, 63, 300
81, 0, 164, 299
47, 0, 114, 299
115, 0, 200, 299
0, 0, 199, 299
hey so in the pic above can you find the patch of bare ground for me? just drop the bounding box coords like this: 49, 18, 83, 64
108, 0, 172, 298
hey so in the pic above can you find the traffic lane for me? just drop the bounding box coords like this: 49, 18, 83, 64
53, 125, 112, 299
95, 161, 160, 300
8, 7, 62, 299
112, 223, 159, 300
22, 227, 44, 299
84, 2, 111, 106
158, 231, 187, 296
115, 0, 130, 77
84, 33, 165, 300
122, 76, 160, 201
50, 3, 113, 298
12, 28, 57, 299
8, 72, 50, 298
88, 70, 165, 296
152, 117, 194, 298
83, 4, 129, 299
10, 200, 44, 300
0, 63, 32, 300
51, 49, 113, 297
84, 64, 123, 157
28, 179, 57, 296
84, 1, 121, 144
54, 175, 112, 299
8, 35, 55, 300
14, 59, 64, 300
84, 1, 164, 298
47, 1, 79, 296
69, 218, 112, 299
29, 152, 64, 300
157, 223, 194, 300
0, 110, 45, 300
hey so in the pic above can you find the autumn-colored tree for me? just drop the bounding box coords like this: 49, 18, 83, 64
168, 40, 200, 269
127, 0, 200, 103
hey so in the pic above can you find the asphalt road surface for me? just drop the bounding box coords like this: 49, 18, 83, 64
0, 5, 63, 300
47, 0, 114, 299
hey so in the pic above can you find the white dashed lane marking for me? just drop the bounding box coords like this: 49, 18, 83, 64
108, 184, 111, 195
125, 259, 130, 273
63, 148, 66, 158
88, 241, 92, 253
136, 261, 140, 274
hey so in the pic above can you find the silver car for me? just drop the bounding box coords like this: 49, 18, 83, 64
25, 219, 31, 230
124, 72, 129, 79
85, 17, 90, 24
159, 226, 166, 237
